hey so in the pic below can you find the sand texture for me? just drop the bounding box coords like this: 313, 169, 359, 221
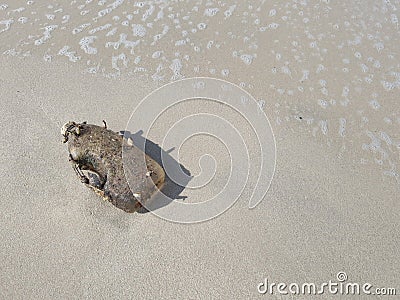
0, 1, 399, 299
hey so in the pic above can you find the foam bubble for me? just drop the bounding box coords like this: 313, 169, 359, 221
221, 69, 230, 76
132, 23, 146, 37
152, 51, 162, 59
58, 45, 81, 62
204, 8, 219, 17
224, 5, 236, 18
0, 19, 14, 33
281, 66, 292, 77
321, 87, 329, 96
18, 17, 28, 24
240, 54, 253, 65
79, 36, 97, 54
380, 131, 392, 146
111, 53, 128, 71
268, 23, 279, 29
369, 99, 381, 110
175, 40, 186, 46
374, 42, 384, 52
319, 120, 328, 135
318, 99, 328, 108
89, 23, 112, 34
34, 25, 58, 45
316, 64, 325, 74
133, 56, 141, 64
170, 58, 182, 74
197, 23, 207, 30
72, 23, 90, 35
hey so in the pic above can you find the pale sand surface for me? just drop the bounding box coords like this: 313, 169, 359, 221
1, 0, 399, 299
1, 56, 398, 299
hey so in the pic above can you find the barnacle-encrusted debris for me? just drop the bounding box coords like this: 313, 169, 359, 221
61, 121, 165, 213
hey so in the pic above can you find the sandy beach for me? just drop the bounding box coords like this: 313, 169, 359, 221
1, 1, 399, 299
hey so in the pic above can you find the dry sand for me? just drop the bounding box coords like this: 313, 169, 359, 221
0, 1, 399, 299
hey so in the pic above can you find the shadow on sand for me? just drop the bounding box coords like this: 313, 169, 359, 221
120, 130, 192, 213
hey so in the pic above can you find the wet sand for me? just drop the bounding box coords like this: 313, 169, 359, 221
0, 1, 399, 299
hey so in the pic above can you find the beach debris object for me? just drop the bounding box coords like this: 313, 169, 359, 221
61, 121, 165, 213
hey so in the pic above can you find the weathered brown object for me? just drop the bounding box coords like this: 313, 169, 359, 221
61, 121, 165, 212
